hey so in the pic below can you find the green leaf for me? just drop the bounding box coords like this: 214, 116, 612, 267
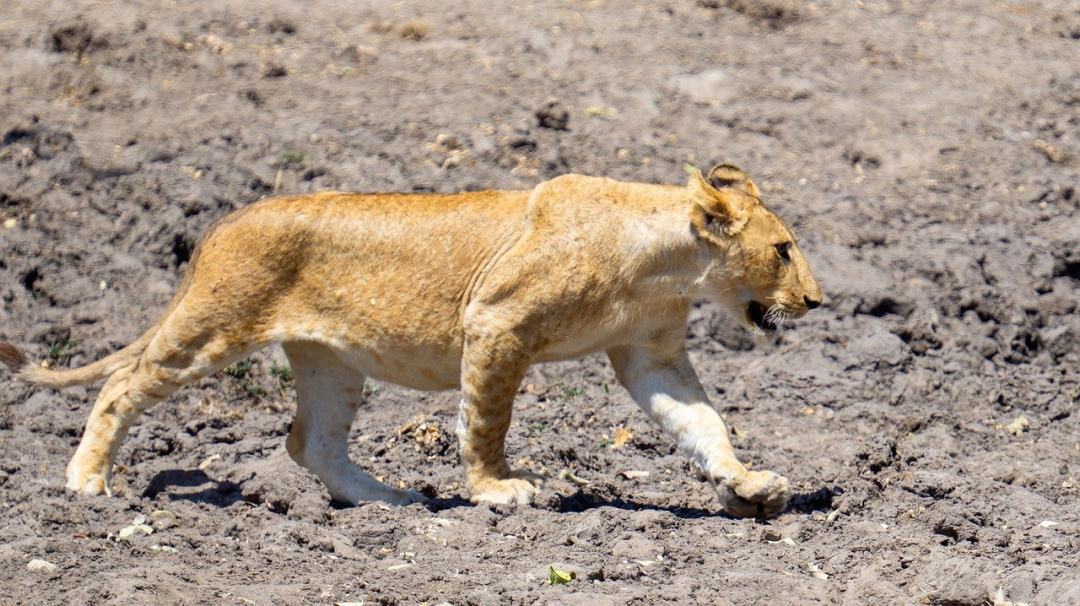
682, 162, 699, 175
548, 566, 576, 585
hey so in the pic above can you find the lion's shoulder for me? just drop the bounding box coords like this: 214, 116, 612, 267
527, 174, 683, 219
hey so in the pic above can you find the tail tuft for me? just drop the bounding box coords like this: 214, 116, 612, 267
0, 341, 28, 372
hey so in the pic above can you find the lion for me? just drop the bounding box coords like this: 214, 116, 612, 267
0, 163, 821, 518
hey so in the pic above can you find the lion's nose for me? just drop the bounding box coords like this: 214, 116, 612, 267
804, 295, 821, 310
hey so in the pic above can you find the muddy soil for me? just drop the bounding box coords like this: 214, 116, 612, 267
1, 1, 1078, 604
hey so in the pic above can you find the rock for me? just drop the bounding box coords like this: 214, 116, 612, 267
150, 509, 178, 530
1006, 416, 1030, 436
118, 523, 154, 540
27, 559, 57, 573
806, 561, 829, 580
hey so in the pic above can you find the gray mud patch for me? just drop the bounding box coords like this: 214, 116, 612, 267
1, 1, 1079, 604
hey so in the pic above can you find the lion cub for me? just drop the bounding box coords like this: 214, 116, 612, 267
0, 164, 821, 518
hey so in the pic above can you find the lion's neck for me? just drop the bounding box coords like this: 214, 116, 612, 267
625, 206, 721, 302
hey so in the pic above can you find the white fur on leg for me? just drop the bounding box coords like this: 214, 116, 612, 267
284, 343, 425, 506
65, 455, 112, 497
608, 344, 791, 518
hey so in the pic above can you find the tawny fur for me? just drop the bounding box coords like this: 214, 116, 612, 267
0, 164, 821, 517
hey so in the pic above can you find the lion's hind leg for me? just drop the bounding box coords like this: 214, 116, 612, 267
66, 326, 253, 496
282, 342, 424, 506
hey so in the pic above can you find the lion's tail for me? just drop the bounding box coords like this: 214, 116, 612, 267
0, 328, 155, 389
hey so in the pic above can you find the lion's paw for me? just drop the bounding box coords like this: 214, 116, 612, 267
714, 470, 790, 519
388, 488, 428, 506
65, 464, 112, 497
468, 471, 544, 505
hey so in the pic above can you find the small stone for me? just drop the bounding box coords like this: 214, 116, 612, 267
27, 559, 57, 573
150, 509, 179, 530
1032, 139, 1065, 163
118, 523, 153, 540
2, 218, 16, 229
1006, 416, 1030, 436
762, 528, 783, 542
202, 34, 233, 54
806, 561, 829, 580
619, 470, 650, 480
198, 453, 221, 470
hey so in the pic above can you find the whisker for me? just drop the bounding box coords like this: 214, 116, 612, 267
763, 303, 793, 332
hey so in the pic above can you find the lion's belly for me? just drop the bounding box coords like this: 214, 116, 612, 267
334, 344, 462, 391
534, 325, 627, 363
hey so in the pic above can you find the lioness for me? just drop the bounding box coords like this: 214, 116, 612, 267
0, 164, 820, 518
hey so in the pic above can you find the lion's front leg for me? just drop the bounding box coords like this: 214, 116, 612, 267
607, 343, 791, 518
457, 333, 542, 505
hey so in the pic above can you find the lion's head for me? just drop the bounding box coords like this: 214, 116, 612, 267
688, 164, 822, 333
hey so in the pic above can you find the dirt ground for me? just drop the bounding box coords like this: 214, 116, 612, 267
0, 0, 1078, 604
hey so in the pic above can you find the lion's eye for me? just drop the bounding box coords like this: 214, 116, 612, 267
775, 242, 792, 263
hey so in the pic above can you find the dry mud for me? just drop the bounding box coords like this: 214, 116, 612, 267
1, 1, 1078, 604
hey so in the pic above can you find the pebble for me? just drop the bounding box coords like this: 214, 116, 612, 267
150, 510, 179, 530
27, 559, 57, 573
118, 523, 154, 540
806, 561, 829, 580
1006, 416, 1030, 436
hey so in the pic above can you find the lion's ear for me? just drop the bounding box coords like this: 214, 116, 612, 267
688, 167, 750, 237
706, 163, 761, 198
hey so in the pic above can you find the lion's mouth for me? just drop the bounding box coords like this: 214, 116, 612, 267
746, 301, 777, 331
